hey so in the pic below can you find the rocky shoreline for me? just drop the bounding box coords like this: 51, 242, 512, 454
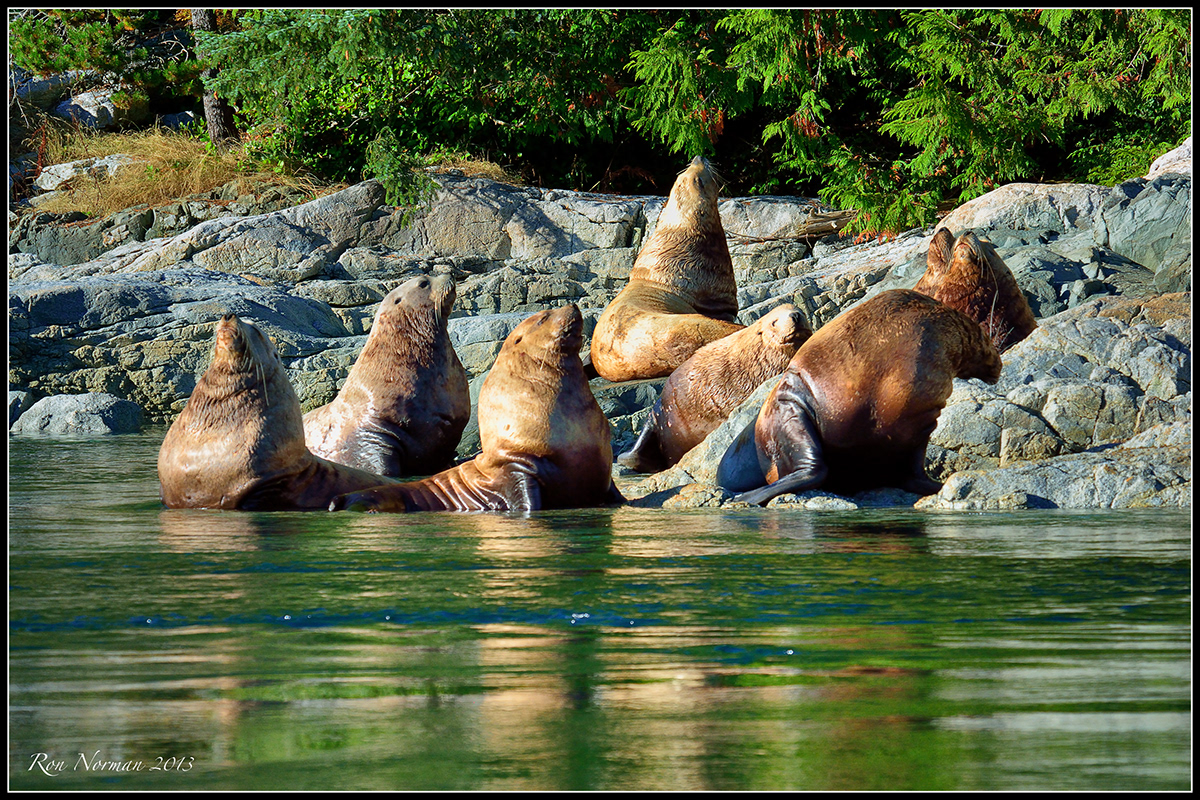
8, 139, 1192, 510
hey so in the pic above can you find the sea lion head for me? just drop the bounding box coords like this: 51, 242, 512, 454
361, 273, 459, 366
924, 226, 957, 281
950, 230, 991, 275
503, 303, 585, 363
377, 272, 456, 326
205, 314, 287, 400
757, 303, 812, 350
658, 155, 723, 231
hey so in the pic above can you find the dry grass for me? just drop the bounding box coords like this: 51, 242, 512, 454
27, 117, 337, 217
23, 118, 518, 218
424, 149, 523, 186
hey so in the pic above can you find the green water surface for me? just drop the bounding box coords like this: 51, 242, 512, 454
8, 431, 1192, 790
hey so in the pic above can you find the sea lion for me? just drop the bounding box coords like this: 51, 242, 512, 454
158, 314, 396, 510
303, 273, 469, 477
617, 303, 811, 473
914, 228, 1037, 352
329, 304, 624, 512
590, 155, 743, 382
717, 290, 1003, 505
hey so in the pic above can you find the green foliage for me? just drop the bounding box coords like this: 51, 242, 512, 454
623, 8, 1190, 235
624, 14, 754, 156
195, 9, 660, 191
363, 127, 435, 217
10, 9, 202, 122
11, 9, 1192, 235
878, 8, 1191, 213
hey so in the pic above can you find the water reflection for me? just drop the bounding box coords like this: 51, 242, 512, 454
157, 509, 318, 551
8, 434, 1192, 790
756, 510, 932, 554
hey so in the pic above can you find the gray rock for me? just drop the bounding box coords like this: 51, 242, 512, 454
937, 182, 1114, 236
11, 67, 94, 109
9, 390, 35, 428
9, 267, 353, 420
719, 195, 831, 239
158, 110, 197, 130
997, 303, 1190, 402
915, 440, 1190, 510
1145, 136, 1192, 180
1097, 176, 1191, 278
122, 180, 385, 282
10, 178, 318, 267
10, 392, 143, 435
1153, 239, 1192, 294
33, 154, 143, 192
53, 87, 148, 130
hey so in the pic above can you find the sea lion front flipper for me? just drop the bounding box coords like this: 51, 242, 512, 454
238, 473, 302, 511
733, 393, 827, 506
733, 459, 827, 506
616, 401, 669, 473
716, 417, 768, 494
490, 458, 546, 512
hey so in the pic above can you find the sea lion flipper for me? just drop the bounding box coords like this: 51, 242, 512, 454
238, 475, 297, 511
716, 417, 768, 493
733, 393, 827, 506
492, 460, 544, 512
616, 401, 669, 473
329, 485, 413, 513
734, 461, 827, 506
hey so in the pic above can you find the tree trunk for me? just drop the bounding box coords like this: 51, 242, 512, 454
191, 9, 239, 147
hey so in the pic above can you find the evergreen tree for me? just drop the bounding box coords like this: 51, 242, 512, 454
11, 9, 1191, 234
10, 9, 203, 123
190, 9, 239, 147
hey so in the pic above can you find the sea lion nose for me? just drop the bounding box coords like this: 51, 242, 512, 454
222, 313, 235, 322
690, 155, 705, 167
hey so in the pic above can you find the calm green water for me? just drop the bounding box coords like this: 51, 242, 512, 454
8, 430, 1192, 791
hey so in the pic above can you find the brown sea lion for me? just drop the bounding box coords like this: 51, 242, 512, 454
590, 156, 743, 382
329, 304, 625, 512
914, 228, 1037, 352
303, 273, 469, 477
158, 314, 396, 511
717, 290, 1003, 505
617, 303, 811, 473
